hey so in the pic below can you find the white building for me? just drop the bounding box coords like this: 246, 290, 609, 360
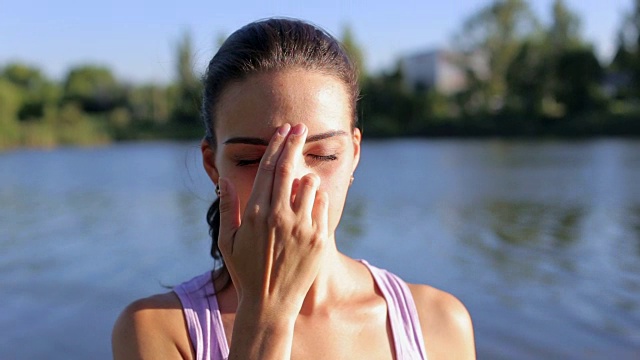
400, 49, 486, 95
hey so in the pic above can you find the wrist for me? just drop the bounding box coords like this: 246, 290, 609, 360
236, 300, 298, 327
229, 302, 297, 360
233, 301, 296, 349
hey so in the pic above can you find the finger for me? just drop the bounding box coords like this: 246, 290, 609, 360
246, 124, 291, 207
217, 177, 241, 257
271, 123, 307, 209
290, 178, 301, 205
292, 173, 320, 217
311, 190, 329, 235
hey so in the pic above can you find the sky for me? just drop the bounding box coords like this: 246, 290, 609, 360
1, 0, 632, 84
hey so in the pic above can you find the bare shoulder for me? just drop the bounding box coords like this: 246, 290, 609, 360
112, 292, 192, 360
407, 283, 476, 359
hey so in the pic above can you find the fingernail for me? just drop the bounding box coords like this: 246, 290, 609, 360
278, 124, 291, 136
291, 123, 305, 135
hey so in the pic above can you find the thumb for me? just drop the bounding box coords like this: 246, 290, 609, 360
217, 177, 240, 256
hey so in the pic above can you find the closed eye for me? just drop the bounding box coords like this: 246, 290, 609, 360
236, 158, 261, 167
235, 154, 337, 167
308, 154, 337, 162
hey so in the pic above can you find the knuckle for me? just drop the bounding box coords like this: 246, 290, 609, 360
309, 233, 325, 249
277, 161, 294, 176
259, 159, 276, 172
317, 197, 328, 208
291, 225, 305, 239
316, 191, 328, 206
301, 175, 317, 189
245, 204, 261, 222
267, 212, 286, 228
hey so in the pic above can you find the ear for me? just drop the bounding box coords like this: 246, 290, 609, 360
351, 127, 361, 174
201, 139, 219, 185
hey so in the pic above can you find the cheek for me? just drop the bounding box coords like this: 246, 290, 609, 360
220, 158, 352, 221
316, 165, 352, 230
216, 160, 258, 213
232, 169, 259, 213
317, 158, 352, 190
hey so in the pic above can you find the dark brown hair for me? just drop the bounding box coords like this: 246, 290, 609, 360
202, 18, 360, 284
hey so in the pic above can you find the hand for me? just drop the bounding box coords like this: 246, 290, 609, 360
217, 123, 329, 319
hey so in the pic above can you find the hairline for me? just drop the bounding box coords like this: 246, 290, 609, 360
210, 68, 357, 142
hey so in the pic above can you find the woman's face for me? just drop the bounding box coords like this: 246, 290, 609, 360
202, 69, 361, 236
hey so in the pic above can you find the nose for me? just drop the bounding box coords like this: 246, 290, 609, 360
287, 154, 321, 202
290, 150, 313, 181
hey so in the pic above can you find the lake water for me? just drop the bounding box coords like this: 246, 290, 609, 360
1, 139, 639, 359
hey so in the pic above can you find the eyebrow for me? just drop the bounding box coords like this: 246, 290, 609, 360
223, 130, 348, 146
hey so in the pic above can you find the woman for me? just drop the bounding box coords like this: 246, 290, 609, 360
112, 18, 475, 359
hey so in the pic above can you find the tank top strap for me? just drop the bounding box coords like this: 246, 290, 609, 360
174, 271, 230, 360
175, 263, 426, 359
360, 260, 428, 360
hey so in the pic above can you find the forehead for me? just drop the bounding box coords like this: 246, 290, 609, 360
214, 70, 352, 140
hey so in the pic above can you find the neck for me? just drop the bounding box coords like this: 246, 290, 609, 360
220, 235, 367, 316
298, 235, 357, 315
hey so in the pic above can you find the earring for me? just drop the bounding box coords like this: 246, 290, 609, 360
215, 183, 221, 197
349, 175, 354, 186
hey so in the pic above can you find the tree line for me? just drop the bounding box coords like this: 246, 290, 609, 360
358, 0, 640, 137
0, 32, 203, 149
1, 0, 639, 149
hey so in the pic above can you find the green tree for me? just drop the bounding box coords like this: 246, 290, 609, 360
504, 0, 591, 118
555, 48, 604, 115
2, 63, 45, 89
546, 0, 593, 113
454, 0, 539, 114
548, 0, 582, 54
340, 25, 366, 81
126, 84, 171, 124
608, 1, 640, 95
625, 0, 640, 96
505, 40, 547, 116
360, 64, 406, 136
0, 78, 22, 145
2, 62, 60, 121
609, 29, 635, 101
171, 31, 202, 125
611, 30, 634, 72
63, 65, 122, 113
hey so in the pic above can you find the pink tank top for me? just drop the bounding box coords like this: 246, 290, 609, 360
174, 260, 428, 359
